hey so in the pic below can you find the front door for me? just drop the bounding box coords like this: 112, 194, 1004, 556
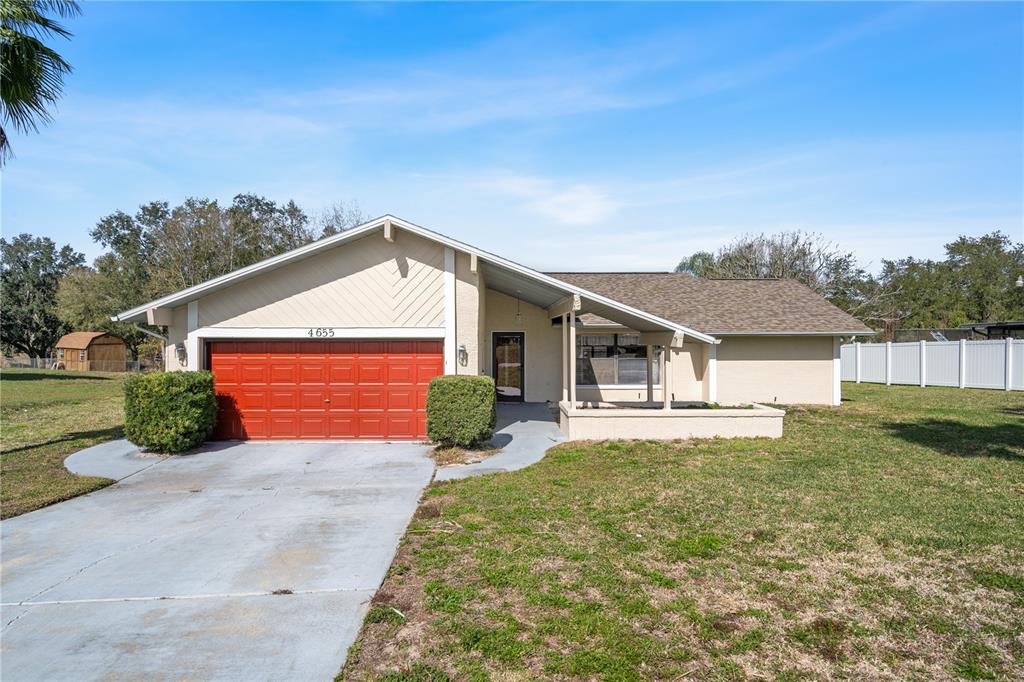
493, 332, 525, 402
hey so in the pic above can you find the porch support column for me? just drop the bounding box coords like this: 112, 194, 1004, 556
646, 344, 654, 404
707, 343, 718, 403
561, 313, 569, 402
662, 345, 672, 410
568, 309, 577, 408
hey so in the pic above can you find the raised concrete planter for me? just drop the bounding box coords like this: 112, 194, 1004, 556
558, 401, 785, 440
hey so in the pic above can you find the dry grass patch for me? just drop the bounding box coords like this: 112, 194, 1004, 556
341, 385, 1024, 680
431, 445, 500, 468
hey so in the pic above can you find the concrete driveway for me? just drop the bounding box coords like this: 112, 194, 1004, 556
1, 441, 434, 681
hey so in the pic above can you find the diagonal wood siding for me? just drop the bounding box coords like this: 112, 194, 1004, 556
198, 232, 445, 328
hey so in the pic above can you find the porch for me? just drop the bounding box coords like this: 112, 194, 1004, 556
551, 309, 784, 440
476, 261, 785, 440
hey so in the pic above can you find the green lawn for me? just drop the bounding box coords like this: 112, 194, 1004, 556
1, 369, 125, 518
342, 384, 1024, 681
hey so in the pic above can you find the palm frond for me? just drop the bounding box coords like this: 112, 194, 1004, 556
0, 0, 78, 161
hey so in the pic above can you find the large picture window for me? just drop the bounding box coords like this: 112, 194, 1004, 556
577, 333, 660, 386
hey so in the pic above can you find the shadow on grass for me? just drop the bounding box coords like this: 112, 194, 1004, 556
882, 419, 1024, 461
1000, 405, 1024, 417
0, 426, 125, 455
0, 370, 116, 381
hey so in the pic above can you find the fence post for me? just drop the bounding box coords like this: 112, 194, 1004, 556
958, 339, 967, 389
855, 342, 862, 383
919, 340, 927, 388
885, 341, 892, 386
1006, 337, 1014, 392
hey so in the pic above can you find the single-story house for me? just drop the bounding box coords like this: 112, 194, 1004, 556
114, 216, 871, 441
54, 332, 127, 372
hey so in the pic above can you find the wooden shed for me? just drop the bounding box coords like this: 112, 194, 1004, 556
55, 332, 128, 372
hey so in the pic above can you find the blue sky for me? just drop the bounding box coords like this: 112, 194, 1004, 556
3, 1, 1022, 271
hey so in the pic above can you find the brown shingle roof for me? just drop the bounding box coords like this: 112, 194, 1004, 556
55, 332, 111, 350
546, 273, 873, 335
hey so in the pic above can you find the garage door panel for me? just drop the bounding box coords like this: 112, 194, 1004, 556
387, 363, 415, 384
358, 415, 386, 438
328, 363, 356, 384
329, 416, 357, 438
239, 415, 267, 439
330, 340, 359, 356
387, 416, 416, 439
299, 364, 327, 384
212, 363, 239, 384
269, 364, 297, 384
327, 388, 356, 410
357, 389, 386, 410
240, 364, 269, 384
417, 363, 443, 383
358, 341, 386, 356
357, 363, 386, 384
298, 417, 329, 439
237, 390, 267, 410
388, 340, 418, 356
299, 390, 327, 410
266, 341, 298, 356
208, 339, 441, 440
388, 389, 416, 411
415, 340, 442, 355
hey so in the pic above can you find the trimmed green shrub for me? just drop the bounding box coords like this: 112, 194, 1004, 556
426, 375, 496, 447
124, 371, 217, 453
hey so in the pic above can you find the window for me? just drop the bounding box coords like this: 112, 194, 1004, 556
577, 333, 660, 386
58, 349, 65, 359
79, 350, 86, 362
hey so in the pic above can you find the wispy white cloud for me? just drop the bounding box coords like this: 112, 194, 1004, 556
476, 174, 619, 225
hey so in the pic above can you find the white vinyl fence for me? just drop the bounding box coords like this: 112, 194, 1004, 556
840, 339, 1023, 391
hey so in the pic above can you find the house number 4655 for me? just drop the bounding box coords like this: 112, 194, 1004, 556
307, 328, 336, 338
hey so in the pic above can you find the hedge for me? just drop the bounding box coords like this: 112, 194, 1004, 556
124, 371, 217, 453
426, 375, 496, 447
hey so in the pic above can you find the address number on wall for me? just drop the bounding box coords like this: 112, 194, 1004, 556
307, 328, 336, 338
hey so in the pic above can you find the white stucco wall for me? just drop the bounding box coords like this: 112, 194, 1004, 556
454, 251, 481, 375
715, 335, 835, 405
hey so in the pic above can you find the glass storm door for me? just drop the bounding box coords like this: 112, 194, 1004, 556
493, 332, 525, 402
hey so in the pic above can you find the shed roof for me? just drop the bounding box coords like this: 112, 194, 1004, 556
55, 332, 114, 349
546, 273, 873, 335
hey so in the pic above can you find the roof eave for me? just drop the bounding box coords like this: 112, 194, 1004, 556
113, 215, 718, 344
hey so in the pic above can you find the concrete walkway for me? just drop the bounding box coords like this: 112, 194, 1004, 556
435, 402, 565, 481
2, 441, 433, 682
64, 438, 159, 481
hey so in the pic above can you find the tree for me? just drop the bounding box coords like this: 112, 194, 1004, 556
55, 262, 151, 359
675, 230, 887, 321
314, 200, 366, 238
1, 233, 83, 356
945, 231, 1024, 323
0, 0, 80, 162
675, 251, 714, 277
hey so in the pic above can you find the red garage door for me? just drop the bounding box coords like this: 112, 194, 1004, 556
208, 340, 443, 440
